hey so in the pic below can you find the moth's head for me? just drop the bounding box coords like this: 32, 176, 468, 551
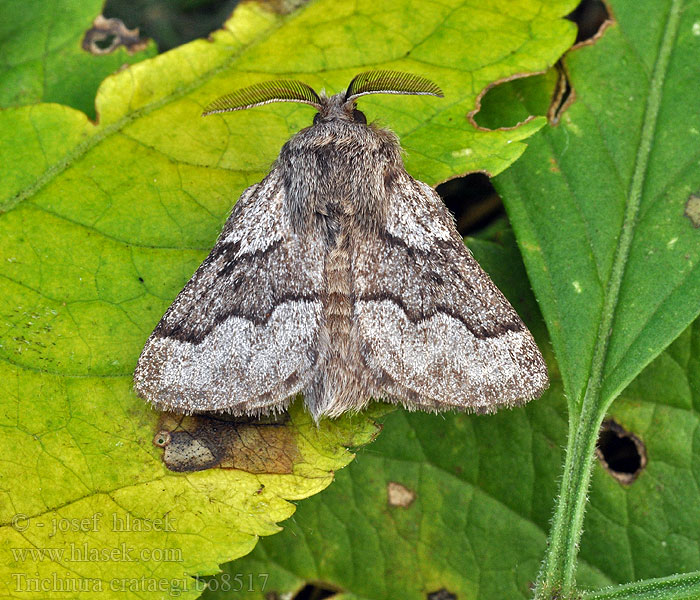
313, 93, 367, 125
202, 70, 443, 127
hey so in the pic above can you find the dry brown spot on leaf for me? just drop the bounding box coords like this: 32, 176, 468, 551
155, 412, 299, 473
387, 481, 416, 508
596, 419, 647, 485
685, 195, 700, 227
82, 15, 149, 55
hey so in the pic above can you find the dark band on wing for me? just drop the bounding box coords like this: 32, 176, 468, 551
379, 229, 456, 256
210, 238, 282, 278
156, 293, 320, 344
357, 292, 524, 338
153, 235, 322, 345
352, 224, 526, 338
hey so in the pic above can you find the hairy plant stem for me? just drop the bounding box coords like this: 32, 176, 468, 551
534, 389, 606, 599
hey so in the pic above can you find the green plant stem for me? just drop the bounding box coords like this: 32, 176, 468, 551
533, 2, 682, 597
534, 390, 605, 599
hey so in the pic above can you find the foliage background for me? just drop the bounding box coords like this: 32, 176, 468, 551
1, 0, 699, 599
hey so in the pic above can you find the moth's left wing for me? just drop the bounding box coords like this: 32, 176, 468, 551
353, 173, 548, 413
134, 170, 325, 415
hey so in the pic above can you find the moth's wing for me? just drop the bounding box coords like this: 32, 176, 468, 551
134, 170, 324, 415
354, 173, 549, 413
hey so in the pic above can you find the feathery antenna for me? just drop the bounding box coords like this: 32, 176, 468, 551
345, 70, 443, 101
202, 80, 322, 115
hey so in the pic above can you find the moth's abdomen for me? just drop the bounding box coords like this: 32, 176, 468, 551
324, 235, 353, 341
304, 229, 370, 420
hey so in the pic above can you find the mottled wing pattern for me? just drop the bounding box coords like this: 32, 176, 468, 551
353, 173, 549, 412
134, 170, 325, 415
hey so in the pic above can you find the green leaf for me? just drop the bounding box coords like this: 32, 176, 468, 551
477, 0, 700, 596
0, 0, 156, 119
0, 0, 577, 596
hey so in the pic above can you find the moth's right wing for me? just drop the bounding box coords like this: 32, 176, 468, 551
134, 170, 325, 415
353, 173, 548, 413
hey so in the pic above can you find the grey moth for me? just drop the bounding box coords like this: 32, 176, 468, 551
134, 71, 549, 421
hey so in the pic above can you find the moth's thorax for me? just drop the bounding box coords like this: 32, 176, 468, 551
279, 102, 403, 241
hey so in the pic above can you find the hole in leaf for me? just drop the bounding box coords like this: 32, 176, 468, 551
153, 430, 171, 448
549, 1, 612, 123
95, 33, 117, 50
103, 0, 239, 52
548, 62, 573, 126
596, 419, 647, 484
566, 0, 611, 44
436, 174, 503, 236
428, 589, 458, 600
293, 582, 339, 599
472, 71, 556, 130
82, 15, 148, 55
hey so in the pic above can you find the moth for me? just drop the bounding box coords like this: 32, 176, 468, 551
134, 70, 549, 421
